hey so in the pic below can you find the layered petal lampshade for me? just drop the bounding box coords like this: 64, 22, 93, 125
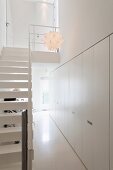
44, 31, 63, 51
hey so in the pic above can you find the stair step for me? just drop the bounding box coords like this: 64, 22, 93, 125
0, 91, 28, 98
0, 112, 22, 124
0, 73, 28, 80
2, 47, 28, 56
0, 143, 21, 154
0, 61, 29, 67
0, 101, 28, 110
0, 127, 21, 142
0, 82, 28, 88
2, 47, 28, 51
0, 144, 21, 164
0, 66, 28, 73
1, 55, 29, 61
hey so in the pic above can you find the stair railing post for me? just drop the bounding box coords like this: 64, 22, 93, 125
22, 110, 28, 170
28, 25, 33, 170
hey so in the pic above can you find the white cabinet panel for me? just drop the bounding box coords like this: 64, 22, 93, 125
66, 56, 83, 158
62, 64, 70, 137
110, 34, 113, 170
56, 67, 65, 131
82, 38, 109, 170
93, 38, 109, 170
51, 37, 109, 170
82, 48, 95, 169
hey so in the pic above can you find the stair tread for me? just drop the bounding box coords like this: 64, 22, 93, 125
0, 91, 28, 98
0, 127, 21, 134
0, 74, 28, 80
0, 100, 28, 110
0, 90, 28, 92
0, 61, 29, 67
0, 73, 28, 75
0, 81, 28, 82
0, 60, 28, 63
0, 112, 22, 125
3, 47, 28, 50
0, 82, 28, 88
0, 99, 28, 103
0, 144, 21, 154
0, 112, 22, 117
0, 66, 28, 68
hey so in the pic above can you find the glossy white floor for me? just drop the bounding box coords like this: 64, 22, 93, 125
33, 111, 86, 170
1, 111, 86, 170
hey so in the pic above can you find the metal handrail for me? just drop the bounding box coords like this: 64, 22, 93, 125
29, 24, 60, 52
30, 24, 59, 29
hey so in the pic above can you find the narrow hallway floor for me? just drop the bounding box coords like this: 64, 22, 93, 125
33, 111, 86, 170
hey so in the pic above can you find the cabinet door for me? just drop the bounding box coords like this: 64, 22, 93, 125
65, 56, 83, 158
82, 48, 95, 169
63, 63, 70, 137
110, 34, 113, 170
58, 67, 66, 133
54, 66, 67, 133
93, 38, 109, 170
82, 38, 109, 170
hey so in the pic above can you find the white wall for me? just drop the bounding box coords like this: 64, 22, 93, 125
0, 0, 56, 48
0, 0, 6, 52
54, 0, 59, 27
8, 0, 54, 47
6, 0, 14, 47
50, 0, 113, 169
0, 0, 14, 49
59, 0, 113, 63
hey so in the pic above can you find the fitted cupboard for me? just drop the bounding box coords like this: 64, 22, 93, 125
50, 35, 113, 170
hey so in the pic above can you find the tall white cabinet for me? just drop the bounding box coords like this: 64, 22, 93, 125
51, 36, 112, 170
82, 38, 109, 170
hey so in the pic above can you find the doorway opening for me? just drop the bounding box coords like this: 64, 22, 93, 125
40, 76, 50, 111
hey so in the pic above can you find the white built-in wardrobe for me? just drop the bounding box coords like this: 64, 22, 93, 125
50, 34, 113, 170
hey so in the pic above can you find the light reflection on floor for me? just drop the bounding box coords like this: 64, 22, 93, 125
33, 111, 86, 170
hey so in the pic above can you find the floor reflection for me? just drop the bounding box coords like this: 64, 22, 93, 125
33, 111, 86, 170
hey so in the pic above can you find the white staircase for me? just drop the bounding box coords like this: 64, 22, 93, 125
0, 47, 32, 168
